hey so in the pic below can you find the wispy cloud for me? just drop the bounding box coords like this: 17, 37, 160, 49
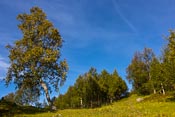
112, 0, 138, 33
0, 76, 5, 80
0, 56, 9, 71
0, 60, 9, 70
44, 0, 139, 50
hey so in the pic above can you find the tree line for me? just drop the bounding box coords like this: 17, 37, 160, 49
54, 68, 128, 109
126, 30, 175, 95
54, 29, 175, 109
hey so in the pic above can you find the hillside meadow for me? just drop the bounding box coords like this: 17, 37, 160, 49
7, 94, 175, 117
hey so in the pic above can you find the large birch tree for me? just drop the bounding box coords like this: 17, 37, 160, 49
5, 7, 68, 107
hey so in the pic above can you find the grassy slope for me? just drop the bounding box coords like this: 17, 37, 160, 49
10, 94, 175, 117
0, 99, 46, 117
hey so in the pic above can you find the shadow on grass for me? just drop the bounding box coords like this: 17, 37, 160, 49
142, 93, 175, 103
0, 100, 51, 117
166, 96, 175, 102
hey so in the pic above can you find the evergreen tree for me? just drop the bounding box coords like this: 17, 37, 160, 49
112, 70, 128, 100
54, 68, 128, 109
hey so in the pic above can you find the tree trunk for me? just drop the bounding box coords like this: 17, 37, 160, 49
110, 98, 113, 103
90, 100, 93, 108
153, 89, 156, 94
161, 83, 165, 95
80, 98, 83, 108
149, 72, 156, 94
40, 81, 52, 106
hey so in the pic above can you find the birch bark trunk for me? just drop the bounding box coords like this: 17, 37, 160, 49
40, 81, 52, 106
161, 82, 165, 95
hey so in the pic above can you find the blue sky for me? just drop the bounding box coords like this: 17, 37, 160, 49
0, 0, 175, 99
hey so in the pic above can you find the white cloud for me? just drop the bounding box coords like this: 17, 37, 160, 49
0, 56, 9, 80
0, 76, 5, 80
0, 60, 9, 69
0, 56, 9, 71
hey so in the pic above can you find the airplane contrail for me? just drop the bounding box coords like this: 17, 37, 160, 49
112, 0, 138, 33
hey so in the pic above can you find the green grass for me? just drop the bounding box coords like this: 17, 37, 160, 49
3, 94, 175, 117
